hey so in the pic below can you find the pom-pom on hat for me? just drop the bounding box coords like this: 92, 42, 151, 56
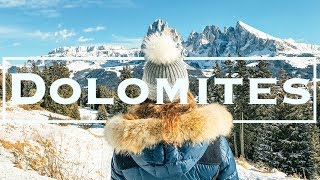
142, 33, 188, 102
143, 33, 182, 65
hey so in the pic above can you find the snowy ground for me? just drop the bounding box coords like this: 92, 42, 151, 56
0, 107, 300, 180
2, 104, 70, 121
79, 106, 98, 120
0, 146, 55, 180
0, 124, 112, 180
1, 102, 97, 121
236, 161, 290, 180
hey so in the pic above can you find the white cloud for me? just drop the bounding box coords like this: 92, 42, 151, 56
25, 9, 60, 18
78, 36, 94, 42
83, 28, 94, 33
54, 29, 76, 39
12, 42, 21, 46
0, 0, 135, 9
26, 30, 52, 40
111, 34, 142, 47
112, 34, 142, 43
0, 0, 58, 8
96, 26, 105, 31
26, 29, 75, 41
0, 26, 29, 39
0, 0, 26, 8
0, 0, 135, 18
0, 26, 19, 34
0, 25, 77, 43
0, 0, 61, 17
83, 26, 105, 33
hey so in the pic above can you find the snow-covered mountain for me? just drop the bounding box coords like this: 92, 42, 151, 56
44, 20, 320, 66
2, 19, 319, 88
184, 21, 320, 57
143, 19, 184, 49
48, 45, 141, 57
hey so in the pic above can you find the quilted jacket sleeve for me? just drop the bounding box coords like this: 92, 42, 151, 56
217, 137, 239, 180
111, 156, 126, 180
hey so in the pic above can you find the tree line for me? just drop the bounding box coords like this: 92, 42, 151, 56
203, 59, 320, 179
1, 60, 319, 178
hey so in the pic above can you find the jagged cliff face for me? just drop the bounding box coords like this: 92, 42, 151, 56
182, 21, 278, 68
141, 19, 184, 55
146, 19, 183, 44
45, 19, 320, 59
184, 21, 320, 57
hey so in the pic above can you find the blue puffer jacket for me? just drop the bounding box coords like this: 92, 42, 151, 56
105, 104, 238, 180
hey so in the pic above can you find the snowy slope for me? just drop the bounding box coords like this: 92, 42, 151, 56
0, 146, 53, 180
0, 105, 301, 180
1, 102, 71, 121
237, 21, 280, 40
0, 123, 299, 180
0, 124, 112, 180
1, 102, 97, 121
0, 61, 11, 72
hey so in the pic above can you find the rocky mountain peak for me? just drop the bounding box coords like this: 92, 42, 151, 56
184, 21, 320, 58
142, 19, 184, 54
145, 19, 183, 44
235, 21, 279, 41
147, 19, 168, 35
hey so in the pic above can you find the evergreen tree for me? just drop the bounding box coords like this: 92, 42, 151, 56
317, 82, 320, 123
92, 85, 113, 110
120, 65, 140, 98
31, 61, 40, 75
253, 67, 316, 178
234, 60, 250, 120
78, 89, 88, 107
115, 66, 140, 113
274, 124, 313, 177
224, 60, 233, 78
234, 60, 250, 158
252, 60, 278, 163
0, 72, 12, 102
208, 62, 224, 104
17, 63, 32, 98
96, 104, 108, 120
252, 123, 279, 164
309, 124, 320, 178
252, 61, 275, 120
41, 62, 80, 119
275, 68, 312, 120
222, 59, 240, 157
223, 59, 235, 112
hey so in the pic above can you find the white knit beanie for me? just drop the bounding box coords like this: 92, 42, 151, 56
142, 33, 188, 102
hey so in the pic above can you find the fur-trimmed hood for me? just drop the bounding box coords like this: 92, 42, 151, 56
104, 103, 233, 154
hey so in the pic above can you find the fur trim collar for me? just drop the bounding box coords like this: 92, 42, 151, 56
104, 104, 233, 154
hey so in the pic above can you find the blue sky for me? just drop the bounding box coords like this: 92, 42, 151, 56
0, 0, 319, 58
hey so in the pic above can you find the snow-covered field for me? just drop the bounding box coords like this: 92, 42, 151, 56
0, 124, 111, 180
2, 106, 70, 121
0, 107, 300, 180
1, 102, 97, 121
